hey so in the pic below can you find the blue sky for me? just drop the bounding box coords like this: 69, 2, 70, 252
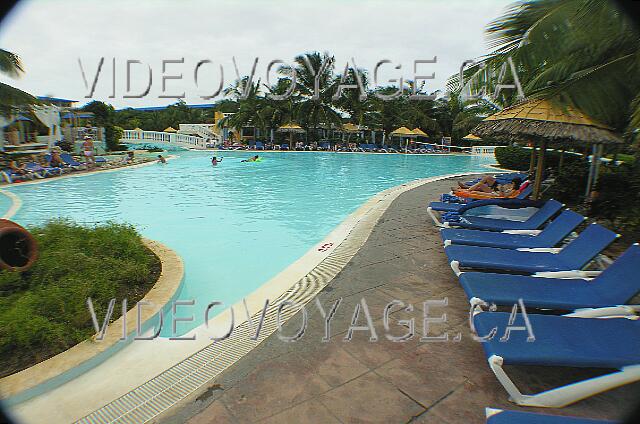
0, 0, 513, 108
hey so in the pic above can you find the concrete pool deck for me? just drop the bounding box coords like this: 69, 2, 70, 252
159, 176, 639, 424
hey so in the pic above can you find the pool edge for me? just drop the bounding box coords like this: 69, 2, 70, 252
46, 172, 484, 424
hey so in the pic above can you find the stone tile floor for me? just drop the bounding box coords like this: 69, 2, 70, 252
160, 177, 640, 424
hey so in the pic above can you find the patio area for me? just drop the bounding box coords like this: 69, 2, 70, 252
160, 176, 639, 424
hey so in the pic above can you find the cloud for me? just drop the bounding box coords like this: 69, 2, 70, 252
0, 0, 512, 108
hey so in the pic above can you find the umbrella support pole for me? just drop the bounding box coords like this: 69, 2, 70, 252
532, 140, 546, 200
528, 143, 536, 175
585, 143, 603, 198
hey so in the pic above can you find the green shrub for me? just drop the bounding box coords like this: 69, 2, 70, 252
495, 146, 583, 171
0, 219, 160, 377
105, 124, 125, 151
545, 161, 590, 204
590, 165, 640, 221
494, 146, 532, 170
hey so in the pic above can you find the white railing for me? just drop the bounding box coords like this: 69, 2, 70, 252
178, 124, 219, 141
471, 145, 497, 155
121, 130, 207, 149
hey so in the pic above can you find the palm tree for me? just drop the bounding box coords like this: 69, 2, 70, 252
279, 52, 343, 142
218, 77, 266, 143
261, 78, 295, 143
0, 49, 39, 117
450, 0, 640, 135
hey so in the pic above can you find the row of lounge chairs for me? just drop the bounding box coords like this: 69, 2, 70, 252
219, 142, 450, 153
2, 153, 118, 183
427, 173, 639, 423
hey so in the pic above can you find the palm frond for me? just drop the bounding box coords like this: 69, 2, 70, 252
0, 49, 24, 78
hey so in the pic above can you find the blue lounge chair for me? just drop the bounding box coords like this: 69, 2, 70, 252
24, 162, 58, 178
446, 223, 618, 275
473, 311, 640, 407
428, 185, 534, 213
441, 209, 585, 249
485, 408, 618, 423
1, 169, 30, 183
280, 144, 289, 150
432, 199, 563, 230
255, 141, 264, 150
460, 244, 640, 310
94, 157, 107, 165
59, 153, 86, 170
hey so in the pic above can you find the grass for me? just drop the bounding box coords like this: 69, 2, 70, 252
0, 219, 160, 378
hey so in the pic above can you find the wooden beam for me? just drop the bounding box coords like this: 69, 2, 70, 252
528, 141, 537, 175
532, 140, 547, 200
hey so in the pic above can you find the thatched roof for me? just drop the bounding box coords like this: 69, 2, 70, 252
463, 133, 481, 141
277, 123, 305, 132
342, 123, 360, 132
411, 128, 428, 137
391, 126, 414, 136
472, 99, 622, 145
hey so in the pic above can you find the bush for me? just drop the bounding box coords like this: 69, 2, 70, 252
544, 161, 590, 204
494, 146, 532, 170
55, 138, 74, 153
495, 146, 584, 171
105, 124, 125, 151
590, 165, 640, 221
0, 220, 160, 377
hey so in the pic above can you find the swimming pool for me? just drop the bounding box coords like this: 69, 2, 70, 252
3, 151, 492, 335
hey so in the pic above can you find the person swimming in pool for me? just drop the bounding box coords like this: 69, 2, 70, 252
157, 154, 167, 164
241, 155, 259, 163
211, 156, 223, 165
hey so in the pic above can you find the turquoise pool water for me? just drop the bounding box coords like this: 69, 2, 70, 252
2, 151, 492, 335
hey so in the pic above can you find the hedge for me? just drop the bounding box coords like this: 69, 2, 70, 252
494, 146, 583, 171
0, 220, 160, 377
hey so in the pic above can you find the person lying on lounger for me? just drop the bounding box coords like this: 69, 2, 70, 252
122, 151, 134, 164
49, 152, 64, 168
9, 160, 28, 175
454, 177, 522, 197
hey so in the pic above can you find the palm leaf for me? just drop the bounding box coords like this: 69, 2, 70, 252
0, 49, 24, 78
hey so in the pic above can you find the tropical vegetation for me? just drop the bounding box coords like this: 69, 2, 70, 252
0, 220, 160, 377
0, 48, 40, 117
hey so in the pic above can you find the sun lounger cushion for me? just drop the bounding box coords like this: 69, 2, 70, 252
474, 312, 640, 369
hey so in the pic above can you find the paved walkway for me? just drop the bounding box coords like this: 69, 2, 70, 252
159, 177, 639, 424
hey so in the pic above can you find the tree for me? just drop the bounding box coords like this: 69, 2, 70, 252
0, 49, 39, 117
450, 0, 640, 135
279, 52, 343, 142
81, 100, 114, 125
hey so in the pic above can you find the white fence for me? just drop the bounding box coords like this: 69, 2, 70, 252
121, 130, 207, 149
470, 145, 497, 155
178, 123, 219, 142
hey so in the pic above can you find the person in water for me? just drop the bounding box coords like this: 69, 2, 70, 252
157, 155, 166, 164
211, 156, 223, 165
241, 155, 259, 162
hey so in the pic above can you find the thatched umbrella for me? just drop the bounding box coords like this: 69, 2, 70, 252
463, 133, 482, 141
391, 126, 415, 152
472, 99, 622, 199
277, 123, 305, 149
163, 126, 177, 133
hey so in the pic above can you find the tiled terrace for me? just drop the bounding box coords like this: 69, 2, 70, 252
160, 177, 639, 424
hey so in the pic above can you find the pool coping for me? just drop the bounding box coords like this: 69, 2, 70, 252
0, 238, 184, 404
7, 172, 480, 424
